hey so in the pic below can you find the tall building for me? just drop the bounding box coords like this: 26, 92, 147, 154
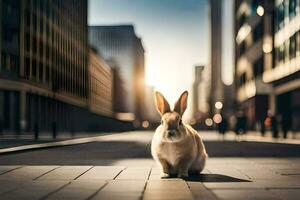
88, 48, 113, 117
0, 0, 110, 132
193, 66, 205, 119
210, 0, 224, 115
234, 0, 274, 128
263, 0, 300, 130
89, 25, 146, 122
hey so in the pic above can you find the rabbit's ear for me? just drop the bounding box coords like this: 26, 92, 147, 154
155, 91, 171, 115
174, 91, 188, 116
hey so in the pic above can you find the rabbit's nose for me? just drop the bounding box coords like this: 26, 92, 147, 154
167, 130, 176, 136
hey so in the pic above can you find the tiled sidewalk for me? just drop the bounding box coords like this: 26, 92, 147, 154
1, 158, 300, 200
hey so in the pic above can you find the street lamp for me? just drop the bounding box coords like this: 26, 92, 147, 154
256, 5, 264, 17
215, 101, 223, 110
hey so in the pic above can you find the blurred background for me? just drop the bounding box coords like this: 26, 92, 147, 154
0, 0, 299, 139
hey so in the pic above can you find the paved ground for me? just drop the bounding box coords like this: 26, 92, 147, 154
0, 131, 300, 200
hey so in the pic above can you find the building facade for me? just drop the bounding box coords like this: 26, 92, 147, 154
263, 0, 300, 130
0, 0, 103, 132
88, 48, 113, 117
234, 0, 274, 128
89, 25, 146, 122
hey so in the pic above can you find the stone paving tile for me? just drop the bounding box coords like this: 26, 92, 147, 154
143, 180, 193, 200
0, 166, 58, 180
148, 167, 162, 180
0, 180, 69, 200
203, 181, 260, 189
187, 182, 218, 200
0, 180, 30, 195
116, 167, 151, 180
212, 189, 282, 200
92, 192, 141, 200
37, 166, 92, 180
238, 169, 288, 180
45, 180, 106, 200
100, 180, 146, 192
272, 169, 300, 175
0, 166, 21, 175
204, 178, 300, 189
208, 168, 250, 180
270, 189, 300, 200
77, 166, 124, 180
91, 180, 146, 200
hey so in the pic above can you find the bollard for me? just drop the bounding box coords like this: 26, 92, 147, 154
52, 121, 57, 139
34, 122, 39, 140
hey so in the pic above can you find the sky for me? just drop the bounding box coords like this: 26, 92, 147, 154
88, 0, 210, 105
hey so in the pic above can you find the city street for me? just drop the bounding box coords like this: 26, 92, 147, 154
0, 131, 300, 200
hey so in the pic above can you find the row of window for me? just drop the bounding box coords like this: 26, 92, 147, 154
275, 0, 300, 32
274, 30, 300, 66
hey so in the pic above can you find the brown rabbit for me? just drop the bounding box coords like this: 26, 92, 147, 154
151, 91, 208, 178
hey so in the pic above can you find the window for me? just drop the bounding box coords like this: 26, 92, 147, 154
1, 53, 6, 70
279, 44, 285, 63
253, 20, 263, 42
25, 33, 30, 52
39, 63, 43, 82
289, 33, 296, 59
39, 40, 43, 58
297, 31, 300, 56
40, 18, 44, 33
32, 35, 37, 54
275, 2, 285, 32
253, 56, 263, 77
289, 0, 297, 19
25, 10, 31, 26
240, 41, 246, 55
239, 73, 246, 86
25, 57, 30, 78
32, 59, 37, 79
45, 65, 50, 83
11, 55, 19, 72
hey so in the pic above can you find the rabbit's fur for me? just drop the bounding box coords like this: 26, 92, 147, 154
151, 91, 208, 178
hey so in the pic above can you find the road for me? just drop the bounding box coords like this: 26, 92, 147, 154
0, 131, 300, 165
0, 131, 300, 200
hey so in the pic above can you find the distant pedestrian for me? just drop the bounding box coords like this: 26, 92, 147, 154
235, 111, 247, 141
271, 115, 278, 138
217, 114, 228, 140
281, 115, 290, 139
260, 118, 266, 137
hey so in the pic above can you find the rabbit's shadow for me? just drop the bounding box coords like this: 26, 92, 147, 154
166, 173, 251, 182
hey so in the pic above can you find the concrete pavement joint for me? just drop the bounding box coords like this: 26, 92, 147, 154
74, 166, 94, 180
0, 165, 23, 175
39, 181, 72, 200
86, 181, 109, 200
34, 166, 62, 180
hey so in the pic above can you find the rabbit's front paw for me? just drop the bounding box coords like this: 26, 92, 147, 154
160, 172, 170, 178
177, 172, 188, 178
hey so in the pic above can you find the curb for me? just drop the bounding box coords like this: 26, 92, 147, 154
0, 132, 124, 154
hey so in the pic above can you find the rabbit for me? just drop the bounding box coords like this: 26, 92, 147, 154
151, 91, 208, 178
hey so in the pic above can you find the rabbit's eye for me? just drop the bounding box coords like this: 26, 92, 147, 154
179, 119, 182, 125
161, 120, 164, 125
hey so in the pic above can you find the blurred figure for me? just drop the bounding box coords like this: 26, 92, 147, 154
260, 117, 266, 137
281, 115, 290, 139
271, 115, 278, 138
235, 111, 247, 141
217, 114, 228, 140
